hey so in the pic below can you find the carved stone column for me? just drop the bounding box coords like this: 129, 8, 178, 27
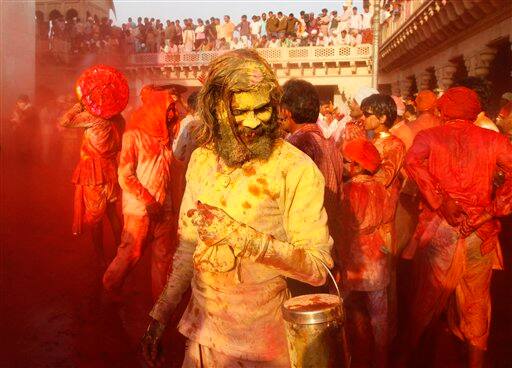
475, 47, 497, 78
434, 62, 457, 92
415, 71, 432, 91
399, 77, 413, 98
391, 80, 401, 96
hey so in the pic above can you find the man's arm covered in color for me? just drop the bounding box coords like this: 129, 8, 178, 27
405, 131, 442, 210
59, 102, 98, 129
374, 137, 405, 188
149, 177, 196, 324
118, 131, 156, 207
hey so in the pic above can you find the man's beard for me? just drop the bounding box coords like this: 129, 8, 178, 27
213, 118, 279, 167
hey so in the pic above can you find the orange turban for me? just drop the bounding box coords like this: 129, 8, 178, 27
415, 90, 437, 112
128, 86, 173, 145
438, 87, 481, 121
343, 138, 381, 173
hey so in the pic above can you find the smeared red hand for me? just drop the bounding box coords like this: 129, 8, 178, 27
188, 201, 240, 246
439, 194, 466, 227
459, 212, 492, 238
141, 319, 165, 368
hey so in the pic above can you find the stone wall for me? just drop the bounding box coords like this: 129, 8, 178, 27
1, 1, 35, 119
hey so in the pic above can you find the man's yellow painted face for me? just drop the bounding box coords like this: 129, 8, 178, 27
213, 85, 278, 167
231, 89, 272, 130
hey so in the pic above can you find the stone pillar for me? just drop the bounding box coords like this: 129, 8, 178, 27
434, 62, 457, 92
399, 78, 413, 98
391, 81, 401, 96
415, 71, 432, 91
465, 47, 498, 79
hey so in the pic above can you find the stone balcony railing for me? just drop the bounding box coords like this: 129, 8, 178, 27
380, 0, 428, 46
128, 44, 372, 68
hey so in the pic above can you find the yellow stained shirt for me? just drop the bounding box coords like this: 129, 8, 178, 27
150, 139, 333, 362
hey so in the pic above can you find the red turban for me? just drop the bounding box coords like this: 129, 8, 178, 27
438, 87, 481, 121
76, 64, 129, 119
415, 90, 437, 112
343, 138, 381, 173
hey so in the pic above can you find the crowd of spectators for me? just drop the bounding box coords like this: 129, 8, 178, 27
38, 4, 376, 61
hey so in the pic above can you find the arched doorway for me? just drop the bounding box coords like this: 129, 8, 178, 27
48, 9, 62, 21
450, 56, 468, 86
487, 38, 512, 116
66, 8, 78, 21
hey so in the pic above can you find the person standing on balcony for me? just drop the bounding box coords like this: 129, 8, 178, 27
194, 18, 206, 50
318, 8, 330, 38
235, 15, 251, 40
145, 26, 157, 53
328, 10, 340, 38
339, 1, 353, 33
298, 11, 307, 38
221, 15, 236, 43
174, 19, 183, 46
164, 20, 176, 48
361, 5, 373, 44
276, 11, 288, 38
250, 15, 262, 44
260, 13, 267, 37
205, 17, 217, 43
285, 13, 299, 37
349, 6, 363, 34
182, 20, 195, 52
266, 11, 279, 38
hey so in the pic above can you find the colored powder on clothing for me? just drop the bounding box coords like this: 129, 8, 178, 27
249, 184, 261, 196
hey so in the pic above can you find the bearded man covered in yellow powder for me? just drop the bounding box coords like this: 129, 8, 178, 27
141, 49, 334, 367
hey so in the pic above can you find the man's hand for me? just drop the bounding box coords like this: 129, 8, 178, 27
141, 319, 166, 368
146, 201, 163, 222
187, 201, 240, 247
459, 212, 492, 238
72, 102, 84, 112
439, 193, 466, 227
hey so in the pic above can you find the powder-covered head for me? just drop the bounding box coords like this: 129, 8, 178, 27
343, 138, 381, 174
415, 90, 437, 112
196, 49, 282, 167
438, 87, 481, 121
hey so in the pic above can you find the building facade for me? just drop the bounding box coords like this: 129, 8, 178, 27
35, 0, 115, 22
378, 0, 512, 110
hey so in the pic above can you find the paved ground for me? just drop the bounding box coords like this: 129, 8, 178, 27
1, 128, 510, 367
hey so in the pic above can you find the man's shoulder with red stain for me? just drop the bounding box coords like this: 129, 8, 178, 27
408, 112, 441, 133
